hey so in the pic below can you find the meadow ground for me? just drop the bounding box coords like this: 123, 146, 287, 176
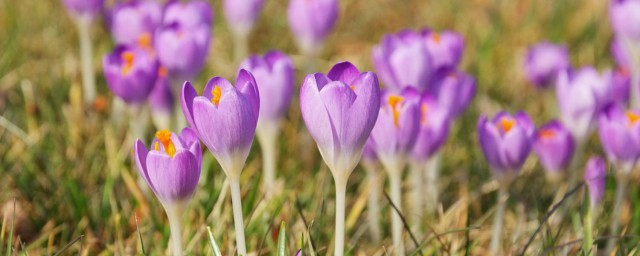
1, 0, 638, 255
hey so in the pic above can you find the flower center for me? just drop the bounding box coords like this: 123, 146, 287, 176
137, 32, 153, 50
387, 95, 404, 128
158, 66, 168, 78
432, 32, 441, 43
498, 117, 516, 134
539, 128, 555, 139
420, 103, 428, 126
155, 130, 176, 158
211, 86, 222, 106
120, 51, 135, 76
626, 111, 640, 126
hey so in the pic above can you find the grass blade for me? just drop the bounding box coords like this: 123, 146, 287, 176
6, 199, 15, 256
134, 214, 145, 255
206, 226, 222, 256
277, 222, 286, 256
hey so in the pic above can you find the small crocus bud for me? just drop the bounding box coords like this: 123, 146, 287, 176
300, 62, 381, 176
372, 30, 432, 92
611, 37, 631, 68
533, 120, 574, 174
239, 51, 294, 129
155, 22, 211, 84
598, 104, 640, 165
149, 67, 174, 129
610, 0, 640, 41
134, 128, 202, 206
429, 69, 476, 118
223, 0, 264, 37
181, 70, 259, 178
295, 249, 305, 256
477, 111, 534, 179
163, 0, 213, 29
62, 0, 104, 19
287, 0, 339, 55
584, 156, 607, 206
411, 93, 451, 163
103, 45, 158, 104
422, 30, 464, 71
612, 67, 631, 106
556, 67, 613, 142
109, 1, 161, 47
523, 42, 570, 88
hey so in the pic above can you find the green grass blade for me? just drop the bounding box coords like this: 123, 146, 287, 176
277, 222, 286, 256
206, 226, 222, 256
6, 199, 15, 256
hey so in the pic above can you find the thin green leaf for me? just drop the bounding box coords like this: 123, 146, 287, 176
277, 222, 286, 256
6, 199, 15, 256
206, 226, 222, 256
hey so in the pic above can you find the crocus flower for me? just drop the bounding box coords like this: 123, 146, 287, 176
134, 128, 202, 256
533, 120, 574, 174
109, 1, 162, 47
103, 45, 158, 104
372, 30, 432, 92
149, 67, 174, 129
610, 0, 640, 41
62, 0, 104, 19
556, 67, 613, 143
523, 42, 570, 88
612, 67, 631, 106
411, 93, 451, 163
477, 111, 534, 178
598, 104, 640, 166
429, 69, 476, 118
611, 37, 631, 69
163, 0, 213, 28
584, 156, 606, 206
287, 0, 339, 55
155, 22, 211, 84
423, 30, 464, 72
223, 0, 265, 37
300, 61, 380, 256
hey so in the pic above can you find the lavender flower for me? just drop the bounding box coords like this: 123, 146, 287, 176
287, 0, 338, 55
372, 30, 432, 92
102, 45, 158, 104
533, 120, 574, 174
523, 42, 570, 87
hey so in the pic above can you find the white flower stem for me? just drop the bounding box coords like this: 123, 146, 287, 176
363, 162, 382, 242
424, 153, 441, 216
490, 181, 509, 255
606, 164, 632, 253
583, 198, 594, 256
408, 161, 424, 232
229, 178, 247, 255
166, 206, 184, 256
75, 17, 96, 105
334, 177, 347, 256
388, 168, 405, 255
257, 124, 279, 196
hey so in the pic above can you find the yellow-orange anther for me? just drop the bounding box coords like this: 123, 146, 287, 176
499, 117, 516, 133
158, 66, 168, 78
387, 95, 404, 128
627, 111, 640, 126
121, 51, 135, 76
137, 33, 153, 50
155, 130, 176, 158
211, 86, 222, 106
539, 129, 555, 139
420, 103, 428, 126
350, 85, 356, 91
432, 33, 441, 43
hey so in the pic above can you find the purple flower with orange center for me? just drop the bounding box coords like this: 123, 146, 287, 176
155, 22, 211, 85
423, 30, 464, 71
109, 0, 161, 47
598, 104, 640, 166
533, 120, 574, 174
103, 45, 158, 104
411, 93, 451, 163
163, 0, 213, 29
429, 69, 476, 118
372, 30, 432, 92
287, 0, 338, 55
62, 0, 104, 19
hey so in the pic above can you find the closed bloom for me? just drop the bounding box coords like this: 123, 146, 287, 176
163, 0, 213, 29
372, 30, 432, 92
155, 22, 211, 83
239, 51, 294, 127
423, 30, 464, 71
610, 0, 640, 40
556, 67, 613, 142
584, 156, 607, 206
611, 37, 631, 68
477, 111, 534, 176
523, 42, 570, 87
598, 104, 640, 164
110, 1, 161, 46
429, 69, 476, 118
223, 0, 264, 37
150, 67, 174, 113
411, 93, 451, 163
134, 128, 202, 205
287, 0, 339, 54
62, 0, 104, 18
103, 45, 158, 104
300, 62, 381, 176
612, 67, 631, 106
533, 120, 574, 173
181, 70, 259, 178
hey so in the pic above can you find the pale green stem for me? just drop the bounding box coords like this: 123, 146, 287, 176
166, 206, 184, 256
389, 169, 405, 255
363, 162, 381, 242
622, 37, 640, 109
490, 182, 509, 255
583, 198, 594, 256
233, 33, 249, 64
334, 177, 347, 256
229, 178, 247, 255
606, 164, 632, 253
257, 123, 279, 196
408, 161, 424, 232
424, 153, 441, 215
75, 17, 96, 105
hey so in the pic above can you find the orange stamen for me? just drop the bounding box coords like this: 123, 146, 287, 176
121, 51, 135, 76
155, 130, 176, 157
387, 95, 404, 128
420, 103, 428, 126
432, 33, 441, 43
350, 85, 356, 91
158, 66, 168, 78
211, 86, 222, 106
627, 111, 640, 126
137, 33, 152, 50
539, 129, 555, 139
499, 117, 516, 133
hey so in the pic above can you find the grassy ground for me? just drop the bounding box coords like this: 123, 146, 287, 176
1, 0, 639, 255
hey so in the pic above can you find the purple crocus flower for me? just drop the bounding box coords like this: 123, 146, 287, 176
287, 0, 339, 55
611, 37, 631, 68
613, 67, 631, 106
584, 156, 607, 206
429, 70, 476, 118
300, 61, 381, 174
163, 0, 213, 28
181, 70, 259, 178
239, 51, 294, 129
598, 104, 640, 165
423, 30, 464, 71
372, 30, 432, 92
149, 67, 174, 129
103, 45, 158, 104
610, 0, 640, 41
411, 93, 451, 163
62, 0, 104, 19
556, 67, 613, 142
110, 0, 162, 47
155, 22, 211, 84
134, 128, 202, 205
523, 42, 570, 87
477, 111, 534, 177
533, 120, 574, 173
361, 138, 378, 164
223, 0, 264, 37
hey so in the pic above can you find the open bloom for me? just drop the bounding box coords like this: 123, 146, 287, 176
423, 30, 464, 71
62, 0, 104, 19
610, 0, 640, 41
477, 111, 534, 177
300, 62, 381, 176
584, 156, 607, 206
163, 0, 213, 29
598, 104, 640, 165
372, 30, 432, 92
181, 70, 259, 178
556, 67, 613, 142
287, 0, 338, 54
109, 1, 161, 46
223, 0, 264, 37
429, 69, 476, 118
411, 93, 451, 163
239, 51, 294, 128
155, 22, 211, 84
103, 45, 158, 104
134, 128, 202, 205
523, 42, 570, 87
533, 120, 574, 173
